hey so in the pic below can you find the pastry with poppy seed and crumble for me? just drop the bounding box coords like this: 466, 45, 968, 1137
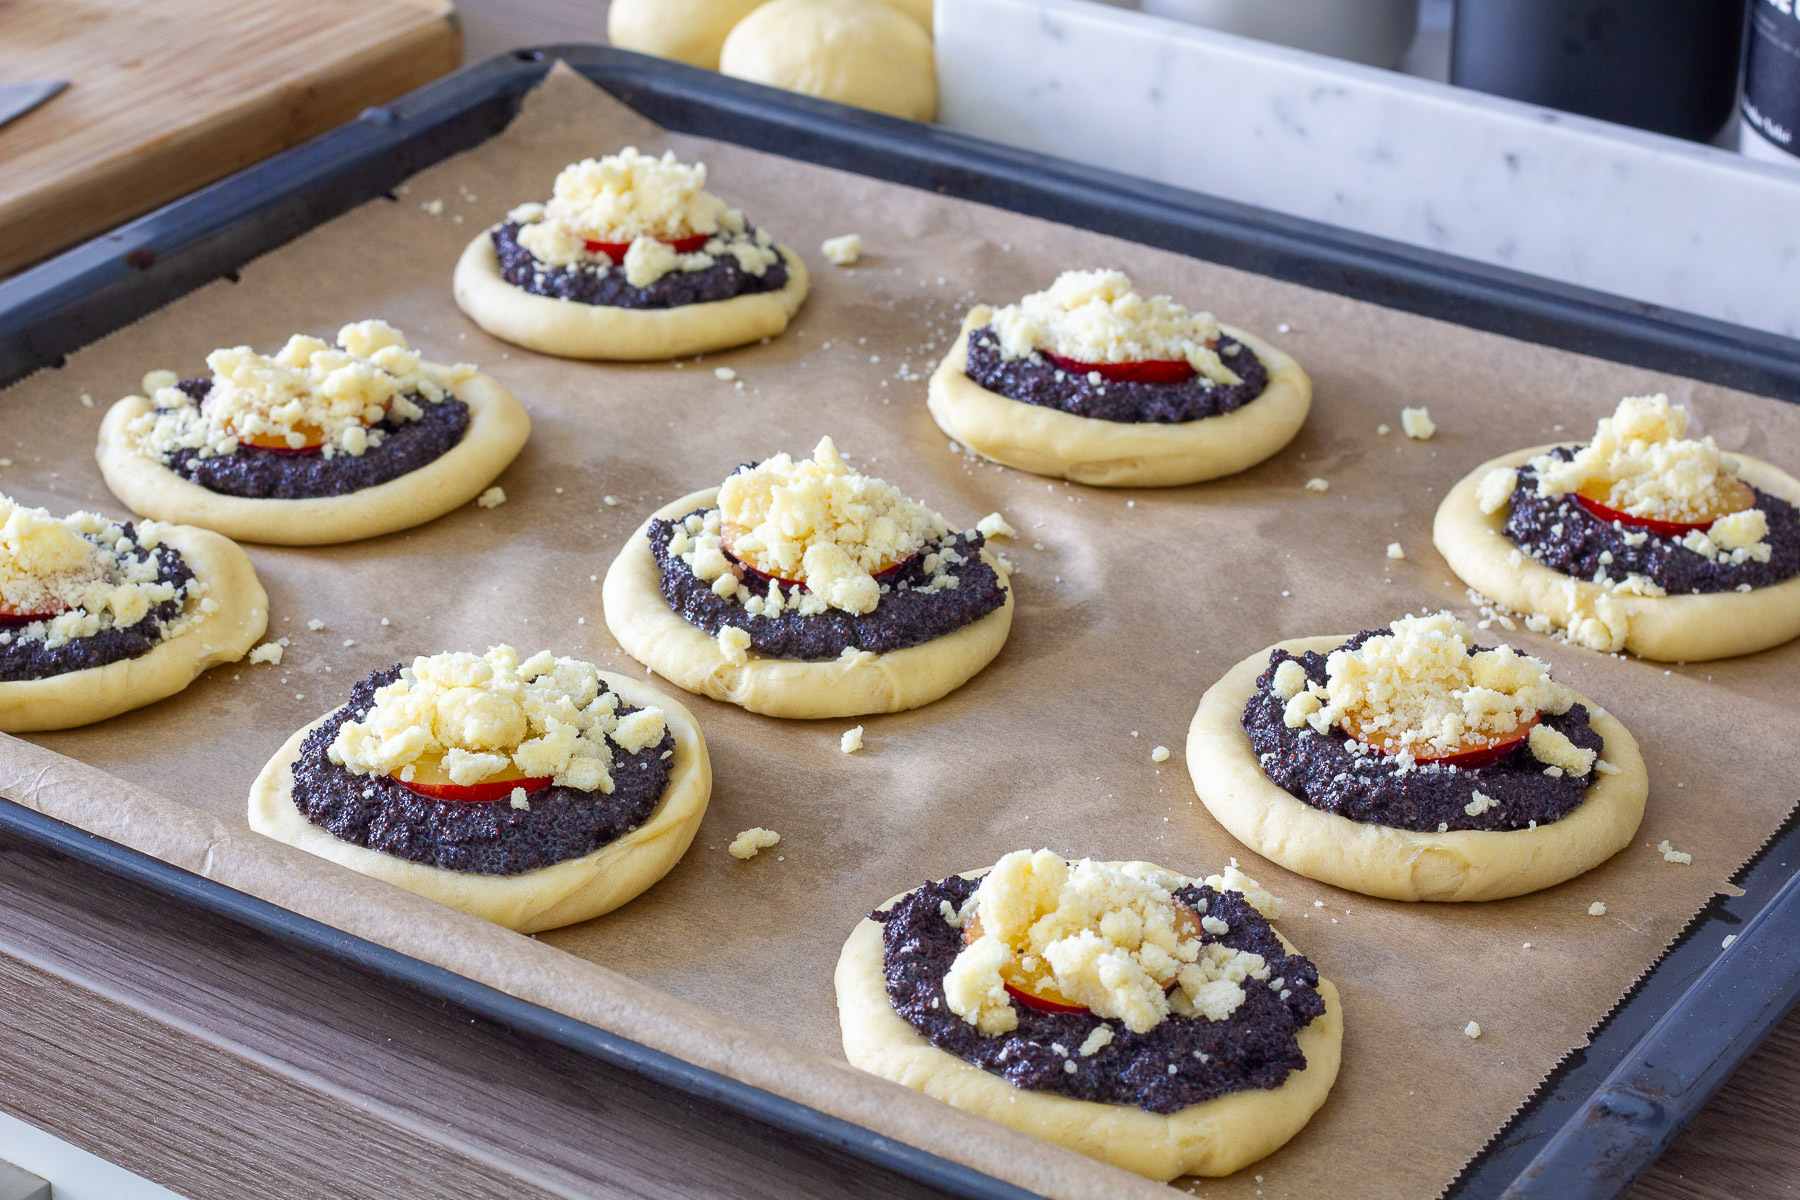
453, 147, 809, 360
602, 436, 1013, 718
1186, 613, 1648, 902
97, 321, 530, 546
926, 270, 1311, 487
249, 645, 711, 932
1435, 393, 1800, 661
835, 850, 1341, 1180
0, 493, 266, 731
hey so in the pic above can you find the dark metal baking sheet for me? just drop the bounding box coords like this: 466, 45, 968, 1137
2, 46, 1797, 1199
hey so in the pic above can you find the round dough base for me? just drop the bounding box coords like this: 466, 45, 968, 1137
248, 673, 712, 933
926, 311, 1312, 488
0, 524, 268, 732
602, 489, 1015, 719
1186, 636, 1649, 903
452, 233, 810, 361
96, 366, 531, 546
1434, 446, 1800, 662
834, 873, 1343, 1181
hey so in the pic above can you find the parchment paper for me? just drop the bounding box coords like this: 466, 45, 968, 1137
3, 64, 1798, 1199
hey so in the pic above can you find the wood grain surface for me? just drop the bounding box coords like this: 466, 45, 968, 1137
0, 0, 461, 278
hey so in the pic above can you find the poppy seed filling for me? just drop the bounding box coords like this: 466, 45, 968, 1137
876, 874, 1324, 1113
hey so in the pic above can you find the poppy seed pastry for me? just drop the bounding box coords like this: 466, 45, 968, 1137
1434, 394, 1800, 661
97, 321, 529, 546
603, 436, 1013, 718
250, 645, 711, 932
927, 270, 1311, 487
453, 147, 809, 360
1186, 614, 1648, 902
0, 494, 267, 732
836, 851, 1341, 1179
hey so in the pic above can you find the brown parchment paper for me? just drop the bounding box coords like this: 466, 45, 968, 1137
3, 64, 1798, 1200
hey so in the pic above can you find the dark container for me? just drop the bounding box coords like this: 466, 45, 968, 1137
1450, 0, 1745, 142
1742, 0, 1800, 160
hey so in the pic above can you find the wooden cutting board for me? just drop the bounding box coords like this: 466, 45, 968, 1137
0, 0, 461, 279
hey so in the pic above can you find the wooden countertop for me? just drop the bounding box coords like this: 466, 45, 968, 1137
0, 0, 460, 278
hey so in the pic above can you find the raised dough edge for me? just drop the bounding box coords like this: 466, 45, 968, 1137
601, 488, 1015, 719
833, 869, 1343, 1181
246, 671, 712, 934
1434, 445, 1800, 662
95, 366, 531, 547
0, 524, 269, 733
452, 231, 810, 361
1185, 636, 1650, 903
924, 309, 1312, 488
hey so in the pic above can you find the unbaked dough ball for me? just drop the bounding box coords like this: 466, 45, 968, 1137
608, 0, 769, 70
719, 0, 938, 122
873, 0, 933, 32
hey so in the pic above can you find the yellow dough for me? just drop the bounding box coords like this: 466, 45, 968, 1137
1186, 636, 1649, 903
96, 367, 530, 547
719, 0, 937, 122
602, 488, 1013, 718
607, 0, 770, 69
248, 673, 712, 933
926, 310, 1312, 487
0, 523, 267, 733
873, 0, 933, 31
453, 234, 809, 361
834, 869, 1343, 1180
1435, 446, 1800, 662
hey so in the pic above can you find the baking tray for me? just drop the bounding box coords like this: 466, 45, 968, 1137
1, 46, 1798, 1199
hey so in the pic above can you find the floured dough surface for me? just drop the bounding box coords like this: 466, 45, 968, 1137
835, 870, 1342, 1181
453, 234, 809, 361
874, 0, 933, 30
720, 0, 937, 122
927, 312, 1311, 487
248, 672, 712, 933
96, 367, 530, 546
606, 0, 769, 69
1186, 636, 1649, 902
603, 488, 1013, 718
1435, 446, 1800, 662
0, 524, 268, 732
